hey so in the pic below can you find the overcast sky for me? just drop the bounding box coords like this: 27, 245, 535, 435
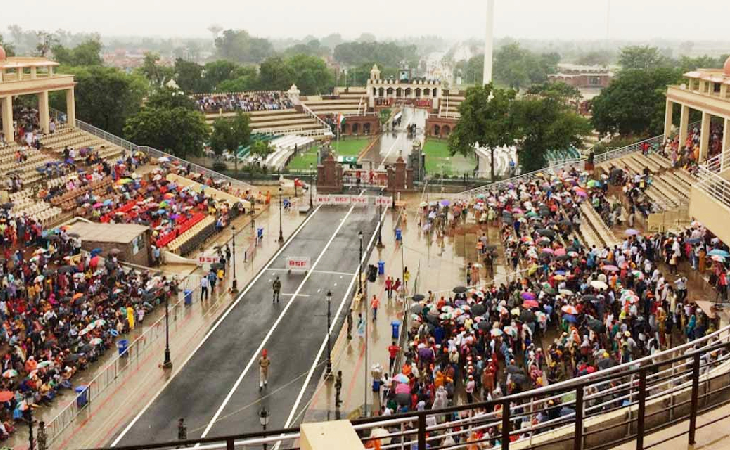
2, 0, 728, 42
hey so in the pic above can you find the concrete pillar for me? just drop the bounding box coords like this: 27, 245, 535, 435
37, 91, 50, 134
483, 0, 495, 85
66, 87, 76, 127
663, 99, 673, 138
699, 111, 711, 163
30, 67, 37, 79
1, 96, 13, 143
723, 117, 730, 172
679, 104, 690, 148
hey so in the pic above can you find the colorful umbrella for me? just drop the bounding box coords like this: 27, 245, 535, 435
562, 305, 579, 315
0, 391, 14, 402
393, 374, 409, 384
523, 300, 539, 308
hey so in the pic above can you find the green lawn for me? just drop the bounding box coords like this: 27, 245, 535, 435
331, 137, 371, 156
422, 139, 475, 176
287, 146, 319, 171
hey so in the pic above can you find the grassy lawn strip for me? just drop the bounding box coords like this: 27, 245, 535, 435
331, 137, 371, 156
423, 139, 475, 176
287, 146, 319, 171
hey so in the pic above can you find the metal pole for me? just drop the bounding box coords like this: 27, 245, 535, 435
326, 290, 332, 376
309, 163, 314, 210
278, 186, 284, 244
361, 231, 368, 418
689, 353, 701, 445
501, 399, 511, 450
636, 368, 647, 450
27, 393, 34, 450
231, 225, 238, 293
163, 295, 172, 368
574, 386, 584, 450
377, 191, 384, 249
417, 414, 427, 450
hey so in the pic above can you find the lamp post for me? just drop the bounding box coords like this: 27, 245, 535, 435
231, 225, 238, 293
26, 391, 34, 450
163, 293, 172, 369
359, 230, 368, 417
278, 186, 284, 244
376, 188, 384, 249
325, 290, 332, 377
259, 407, 270, 450
309, 162, 314, 210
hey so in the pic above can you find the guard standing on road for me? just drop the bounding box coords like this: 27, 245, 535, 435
178, 418, 187, 440
272, 276, 282, 303
259, 349, 270, 391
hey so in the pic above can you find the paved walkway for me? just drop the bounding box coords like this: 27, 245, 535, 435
26, 198, 306, 450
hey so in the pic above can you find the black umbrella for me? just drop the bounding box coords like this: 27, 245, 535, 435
410, 304, 424, 314
58, 266, 75, 274
412, 294, 425, 302
520, 310, 536, 323
537, 229, 556, 237
506, 365, 524, 375
396, 392, 410, 406
43, 268, 57, 276
556, 255, 570, 261
453, 286, 467, 294
471, 304, 486, 316
78, 344, 92, 354
582, 295, 598, 302
210, 263, 224, 270
588, 319, 605, 333
510, 373, 528, 385
597, 358, 617, 370
46, 235, 61, 242
64, 354, 82, 363
67, 232, 80, 238
478, 321, 491, 331
485, 245, 497, 251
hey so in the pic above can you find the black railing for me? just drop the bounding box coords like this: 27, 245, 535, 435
84, 327, 730, 450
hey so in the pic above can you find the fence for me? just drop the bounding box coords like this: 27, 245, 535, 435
88, 322, 730, 450
463, 158, 583, 197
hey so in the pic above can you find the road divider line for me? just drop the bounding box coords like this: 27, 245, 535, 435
111, 205, 322, 447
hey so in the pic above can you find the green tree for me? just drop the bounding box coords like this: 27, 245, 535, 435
493, 43, 559, 89
250, 140, 273, 159
577, 50, 614, 66
0, 34, 16, 56
454, 54, 484, 85
215, 29, 274, 64
590, 68, 682, 137
173, 58, 208, 93
203, 60, 239, 91
288, 54, 335, 95
513, 95, 592, 173
618, 46, 670, 70
146, 86, 196, 111
526, 82, 582, 104
50, 66, 147, 135
209, 112, 251, 171
333, 41, 418, 69
52, 38, 103, 66
258, 56, 296, 91
35, 31, 56, 57
138, 52, 174, 87
124, 107, 208, 159
448, 84, 520, 181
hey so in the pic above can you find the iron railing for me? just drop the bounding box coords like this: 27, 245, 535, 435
464, 158, 583, 197
85, 323, 730, 450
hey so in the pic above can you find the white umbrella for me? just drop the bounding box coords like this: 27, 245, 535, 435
158, 156, 170, 163
590, 280, 608, 290
370, 428, 392, 445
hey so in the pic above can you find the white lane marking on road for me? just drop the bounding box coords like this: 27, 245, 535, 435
378, 133, 402, 171
196, 196, 364, 440
279, 293, 310, 297
111, 205, 323, 446
277, 202, 387, 441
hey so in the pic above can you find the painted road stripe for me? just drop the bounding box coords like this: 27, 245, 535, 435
196, 195, 365, 441
110, 205, 323, 446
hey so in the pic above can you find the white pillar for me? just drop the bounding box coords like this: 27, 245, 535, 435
38, 91, 50, 134
722, 117, 730, 172
699, 111, 711, 163
66, 87, 76, 127
483, 0, 495, 85
663, 99, 673, 138
679, 104, 690, 148
1, 96, 13, 143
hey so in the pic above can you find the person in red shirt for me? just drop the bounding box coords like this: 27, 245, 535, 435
387, 341, 400, 373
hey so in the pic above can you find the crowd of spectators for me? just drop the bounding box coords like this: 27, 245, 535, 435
195, 92, 293, 114
660, 124, 725, 171
370, 166, 727, 448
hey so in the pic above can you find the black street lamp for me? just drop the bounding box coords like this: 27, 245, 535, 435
376, 188, 384, 249
309, 162, 314, 210
358, 231, 363, 294
325, 290, 333, 377
259, 407, 270, 450
231, 225, 238, 293
278, 186, 284, 244
163, 293, 172, 369
25, 391, 34, 450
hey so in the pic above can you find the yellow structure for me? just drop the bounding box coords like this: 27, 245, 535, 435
664, 56, 730, 165
0, 45, 76, 141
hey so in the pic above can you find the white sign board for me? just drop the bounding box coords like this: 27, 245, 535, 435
375, 196, 391, 207
286, 256, 311, 272
198, 255, 217, 265
331, 195, 351, 206
351, 196, 368, 207
316, 195, 331, 205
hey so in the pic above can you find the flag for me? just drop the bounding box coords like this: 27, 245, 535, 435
337, 113, 345, 128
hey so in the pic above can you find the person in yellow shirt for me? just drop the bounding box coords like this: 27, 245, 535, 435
126, 306, 135, 330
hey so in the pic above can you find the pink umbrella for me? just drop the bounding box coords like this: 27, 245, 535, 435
575, 190, 588, 198
395, 383, 411, 394
523, 300, 539, 308
554, 248, 566, 256
541, 248, 554, 254
602, 265, 619, 272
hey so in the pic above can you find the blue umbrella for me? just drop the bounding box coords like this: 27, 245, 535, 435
709, 249, 730, 257
90, 248, 102, 256
563, 314, 578, 323
686, 238, 701, 244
